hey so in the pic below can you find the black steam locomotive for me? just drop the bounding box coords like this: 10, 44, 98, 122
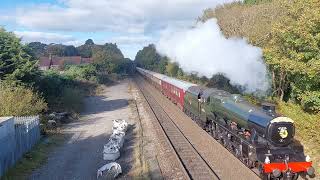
184, 86, 315, 179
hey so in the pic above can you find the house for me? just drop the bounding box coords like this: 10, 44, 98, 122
39, 56, 94, 70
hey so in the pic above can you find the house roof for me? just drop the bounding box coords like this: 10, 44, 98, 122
51, 56, 63, 66
62, 56, 82, 65
39, 57, 51, 67
38, 56, 93, 68
82, 57, 93, 64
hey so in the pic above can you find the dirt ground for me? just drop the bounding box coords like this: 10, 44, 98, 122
29, 79, 159, 180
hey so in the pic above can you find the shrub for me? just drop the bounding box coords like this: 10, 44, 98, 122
0, 83, 47, 116
36, 70, 91, 113
64, 64, 97, 81
299, 91, 320, 113
59, 87, 84, 113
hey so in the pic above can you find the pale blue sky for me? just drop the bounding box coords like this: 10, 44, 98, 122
0, 0, 234, 59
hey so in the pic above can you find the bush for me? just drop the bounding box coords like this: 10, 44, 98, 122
64, 64, 97, 82
299, 91, 320, 113
0, 83, 47, 116
59, 87, 84, 113
35, 69, 98, 113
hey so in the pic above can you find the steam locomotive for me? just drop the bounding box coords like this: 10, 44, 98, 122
137, 67, 315, 180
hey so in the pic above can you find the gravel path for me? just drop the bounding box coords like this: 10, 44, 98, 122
29, 80, 141, 180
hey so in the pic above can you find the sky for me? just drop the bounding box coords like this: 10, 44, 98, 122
0, 0, 236, 59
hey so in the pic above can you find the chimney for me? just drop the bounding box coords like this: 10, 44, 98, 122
49, 54, 53, 69
262, 102, 276, 115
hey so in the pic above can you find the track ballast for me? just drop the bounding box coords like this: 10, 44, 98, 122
135, 77, 220, 180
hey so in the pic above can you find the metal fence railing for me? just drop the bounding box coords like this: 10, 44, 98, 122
0, 116, 40, 177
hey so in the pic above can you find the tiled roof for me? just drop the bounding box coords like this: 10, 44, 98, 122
51, 56, 63, 66
38, 56, 93, 68
81, 58, 94, 64
39, 57, 51, 67
62, 56, 82, 65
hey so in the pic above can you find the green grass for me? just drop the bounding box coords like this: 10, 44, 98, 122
1, 134, 66, 180
278, 102, 320, 175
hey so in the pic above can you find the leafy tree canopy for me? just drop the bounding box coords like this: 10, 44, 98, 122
0, 28, 40, 85
134, 44, 169, 73
166, 62, 179, 77
264, 0, 320, 112
85, 39, 94, 45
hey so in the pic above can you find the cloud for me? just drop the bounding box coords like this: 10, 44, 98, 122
14, 0, 237, 33
0, 15, 10, 22
8, 0, 240, 59
111, 35, 154, 45
14, 31, 78, 44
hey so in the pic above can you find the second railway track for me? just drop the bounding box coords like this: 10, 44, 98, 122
135, 77, 220, 180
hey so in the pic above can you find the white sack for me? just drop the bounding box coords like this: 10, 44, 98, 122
97, 162, 122, 179
103, 141, 120, 161
109, 132, 125, 148
112, 119, 128, 133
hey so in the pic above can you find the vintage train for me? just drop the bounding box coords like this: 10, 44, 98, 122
136, 67, 315, 180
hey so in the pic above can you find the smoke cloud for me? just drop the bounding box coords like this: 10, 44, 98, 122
156, 19, 270, 93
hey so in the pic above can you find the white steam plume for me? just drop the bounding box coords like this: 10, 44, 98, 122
156, 19, 270, 93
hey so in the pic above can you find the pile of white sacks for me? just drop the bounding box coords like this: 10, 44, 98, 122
97, 119, 128, 179
103, 119, 128, 161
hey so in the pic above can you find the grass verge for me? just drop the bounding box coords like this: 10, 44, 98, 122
278, 102, 320, 175
1, 134, 66, 180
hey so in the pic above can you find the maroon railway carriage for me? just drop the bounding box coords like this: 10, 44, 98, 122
136, 67, 195, 110
160, 77, 195, 110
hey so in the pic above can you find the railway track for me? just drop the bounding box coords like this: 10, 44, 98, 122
135, 78, 220, 180
136, 75, 260, 180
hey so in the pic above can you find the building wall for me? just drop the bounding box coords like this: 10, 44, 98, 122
0, 116, 40, 177
0, 117, 15, 176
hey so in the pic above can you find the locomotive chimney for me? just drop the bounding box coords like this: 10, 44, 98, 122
262, 102, 276, 115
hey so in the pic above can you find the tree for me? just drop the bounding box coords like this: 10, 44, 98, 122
208, 73, 240, 93
63, 45, 79, 56
134, 44, 167, 72
157, 57, 168, 74
77, 39, 95, 58
92, 43, 128, 74
243, 0, 272, 4
198, 1, 284, 46
85, 39, 94, 46
264, 0, 320, 112
45, 44, 65, 56
27, 42, 47, 57
0, 28, 40, 85
166, 62, 179, 77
